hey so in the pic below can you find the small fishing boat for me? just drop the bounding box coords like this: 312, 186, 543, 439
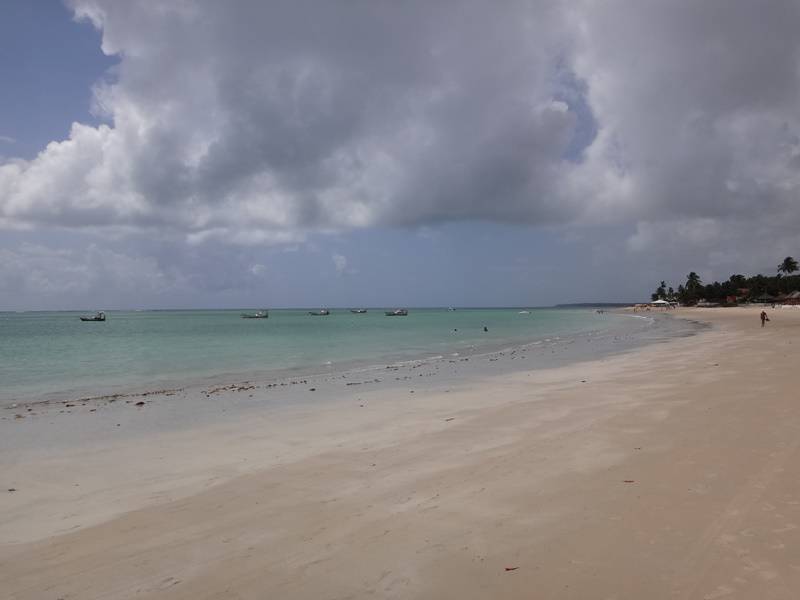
518, 310, 530, 314
308, 309, 330, 316
350, 309, 367, 314
80, 311, 106, 322
241, 310, 268, 319
385, 309, 408, 316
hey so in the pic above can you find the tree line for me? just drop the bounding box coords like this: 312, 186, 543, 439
651, 257, 799, 305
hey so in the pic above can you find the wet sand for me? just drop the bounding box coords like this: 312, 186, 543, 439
2, 306, 800, 599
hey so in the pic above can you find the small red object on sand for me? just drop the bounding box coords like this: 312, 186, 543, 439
505, 567, 519, 572
623, 480, 635, 483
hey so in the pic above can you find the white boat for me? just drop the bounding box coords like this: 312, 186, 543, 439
385, 309, 408, 316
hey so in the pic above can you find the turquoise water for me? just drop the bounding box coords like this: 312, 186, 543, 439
0, 308, 625, 403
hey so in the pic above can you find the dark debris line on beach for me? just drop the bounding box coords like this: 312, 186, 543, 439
2, 314, 697, 422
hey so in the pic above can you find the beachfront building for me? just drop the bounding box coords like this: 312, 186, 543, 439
696, 299, 722, 307
754, 293, 778, 304
648, 299, 674, 310
780, 290, 800, 305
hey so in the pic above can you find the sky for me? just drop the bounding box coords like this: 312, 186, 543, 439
1, 0, 799, 310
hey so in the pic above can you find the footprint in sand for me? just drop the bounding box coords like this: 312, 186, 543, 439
155, 577, 181, 590
770, 542, 786, 550
703, 585, 736, 600
703, 584, 735, 599
717, 533, 737, 546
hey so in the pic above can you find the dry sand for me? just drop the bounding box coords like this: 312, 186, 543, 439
2, 306, 800, 599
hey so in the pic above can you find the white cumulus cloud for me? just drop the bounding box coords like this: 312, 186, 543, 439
331, 253, 348, 276
0, 0, 797, 269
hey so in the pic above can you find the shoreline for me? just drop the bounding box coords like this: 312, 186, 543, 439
5, 307, 611, 407
1, 310, 696, 410
0, 313, 700, 461
3, 306, 800, 598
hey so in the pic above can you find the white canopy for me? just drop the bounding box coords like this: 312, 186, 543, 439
650, 299, 670, 305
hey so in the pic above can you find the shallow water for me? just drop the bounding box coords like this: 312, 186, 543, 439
0, 308, 688, 404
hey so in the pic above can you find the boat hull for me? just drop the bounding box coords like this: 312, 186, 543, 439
80, 312, 106, 322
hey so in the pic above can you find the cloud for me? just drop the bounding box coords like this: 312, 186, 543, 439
248, 263, 266, 276
570, 1, 800, 236
0, 238, 292, 308
0, 242, 172, 298
0, 136, 15, 144
0, 0, 798, 267
0, 0, 579, 242
331, 254, 347, 274
331, 252, 357, 277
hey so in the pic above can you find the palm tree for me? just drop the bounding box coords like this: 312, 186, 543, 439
682, 272, 702, 305
729, 274, 746, 286
778, 256, 798, 275
651, 280, 667, 301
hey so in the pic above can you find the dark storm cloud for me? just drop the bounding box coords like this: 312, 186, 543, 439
572, 0, 800, 222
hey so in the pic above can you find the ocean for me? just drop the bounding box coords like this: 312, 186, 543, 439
0, 308, 681, 405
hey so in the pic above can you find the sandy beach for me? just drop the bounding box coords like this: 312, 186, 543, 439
2, 307, 800, 599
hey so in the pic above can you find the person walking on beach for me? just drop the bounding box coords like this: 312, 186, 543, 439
761, 310, 769, 327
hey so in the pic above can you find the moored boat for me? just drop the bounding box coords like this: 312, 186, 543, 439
350, 309, 367, 314
308, 309, 330, 316
241, 310, 268, 319
80, 311, 106, 322
385, 309, 408, 316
